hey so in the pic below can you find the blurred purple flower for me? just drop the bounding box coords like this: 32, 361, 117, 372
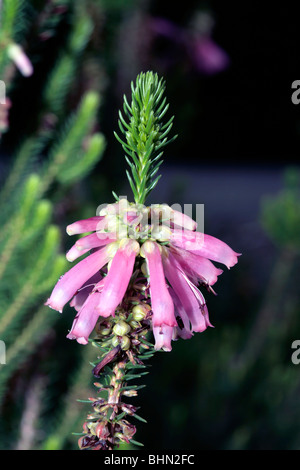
188, 36, 230, 75
149, 12, 230, 75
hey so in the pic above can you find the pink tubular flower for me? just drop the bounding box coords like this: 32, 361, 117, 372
169, 246, 223, 286
168, 288, 193, 340
152, 325, 174, 352
66, 232, 117, 262
169, 229, 240, 269
67, 289, 104, 345
140, 240, 176, 329
66, 216, 106, 235
45, 246, 114, 313
163, 251, 212, 333
96, 239, 140, 318
69, 273, 102, 311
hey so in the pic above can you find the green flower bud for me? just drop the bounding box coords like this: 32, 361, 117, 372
120, 335, 131, 351
111, 336, 119, 347
129, 320, 140, 329
132, 304, 150, 321
113, 320, 131, 336
122, 389, 138, 397
97, 324, 112, 336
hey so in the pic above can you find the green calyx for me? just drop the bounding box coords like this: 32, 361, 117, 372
114, 71, 177, 205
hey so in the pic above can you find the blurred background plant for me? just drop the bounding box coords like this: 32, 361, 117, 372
0, 0, 107, 450
0, 0, 300, 451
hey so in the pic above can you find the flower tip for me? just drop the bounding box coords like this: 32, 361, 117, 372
226, 252, 242, 269
22, 64, 33, 77
194, 325, 207, 333
7, 43, 33, 77
66, 252, 75, 262
66, 333, 88, 344
140, 240, 156, 257
155, 344, 172, 352
66, 225, 74, 236
65, 244, 83, 261
77, 337, 89, 345
185, 219, 197, 231
44, 299, 62, 313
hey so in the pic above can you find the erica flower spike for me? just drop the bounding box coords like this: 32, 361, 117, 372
45, 71, 240, 450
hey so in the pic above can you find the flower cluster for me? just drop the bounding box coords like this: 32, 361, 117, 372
45, 198, 240, 351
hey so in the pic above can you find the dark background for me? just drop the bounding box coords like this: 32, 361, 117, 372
100, 0, 300, 171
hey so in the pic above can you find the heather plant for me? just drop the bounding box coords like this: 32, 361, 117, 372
1, 0, 299, 453
45, 71, 240, 449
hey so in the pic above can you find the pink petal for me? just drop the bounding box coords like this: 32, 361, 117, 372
45, 246, 112, 312
66, 233, 117, 262
169, 208, 197, 231
67, 291, 103, 344
75, 232, 117, 249
96, 239, 139, 317
169, 287, 193, 339
66, 245, 91, 262
170, 246, 223, 285
69, 272, 102, 311
150, 205, 197, 231
163, 252, 210, 333
66, 216, 105, 235
170, 229, 241, 269
152, 325, 174, 351
141, 241, 176, 328
180, 270, 214, 330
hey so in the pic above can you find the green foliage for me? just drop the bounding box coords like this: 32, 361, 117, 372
114, 71, 177, 204
0, 0, 106, 450
261, 167, 300, 250
42, 91, 102, 190
43, 7, 93, 118
1, 0, 26, 38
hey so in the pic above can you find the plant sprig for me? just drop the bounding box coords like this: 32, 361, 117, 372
114, 71, 177, 205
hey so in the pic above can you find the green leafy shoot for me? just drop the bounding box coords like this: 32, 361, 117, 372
114, 71, 177, 205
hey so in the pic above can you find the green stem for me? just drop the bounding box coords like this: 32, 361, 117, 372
115, 71, 176, 205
